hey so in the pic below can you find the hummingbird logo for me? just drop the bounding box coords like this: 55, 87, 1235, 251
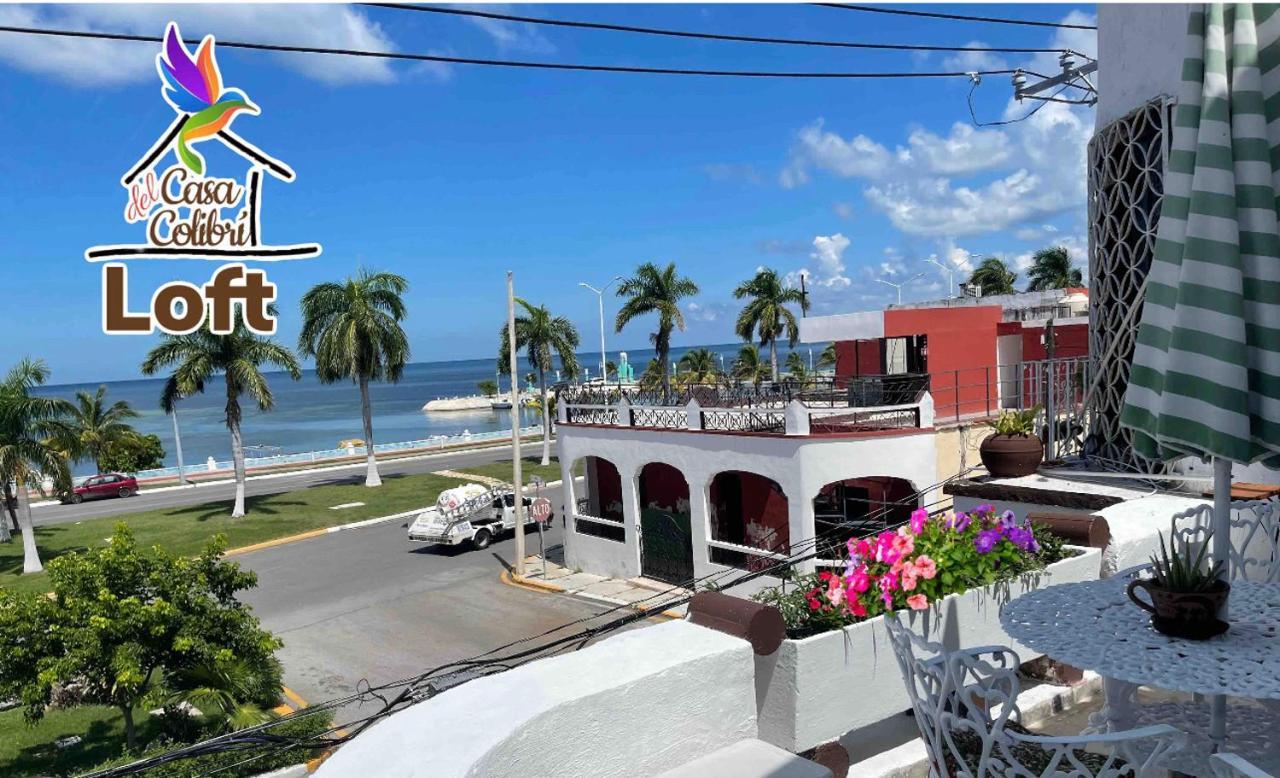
156, 22, 259, 175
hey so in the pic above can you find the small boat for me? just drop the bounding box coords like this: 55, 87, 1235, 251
490, 399, 513, 410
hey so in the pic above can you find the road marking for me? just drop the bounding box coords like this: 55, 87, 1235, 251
282, 686, 309, 710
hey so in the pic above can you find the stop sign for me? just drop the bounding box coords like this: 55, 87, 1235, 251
529, 497, 553, 523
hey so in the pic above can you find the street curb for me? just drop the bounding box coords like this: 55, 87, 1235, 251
498, 570, 682, 621
223, 509, 419, 558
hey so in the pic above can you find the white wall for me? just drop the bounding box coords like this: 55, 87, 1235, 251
558, 425, 939, 593
316, 621, 757, 778
1097, 4, 1192, 127
798, 310, 884, 344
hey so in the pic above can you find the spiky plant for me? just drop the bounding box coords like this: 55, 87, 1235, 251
1149, 529, 1225, 593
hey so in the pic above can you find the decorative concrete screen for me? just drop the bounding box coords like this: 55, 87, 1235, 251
1087, 98, 1171, 470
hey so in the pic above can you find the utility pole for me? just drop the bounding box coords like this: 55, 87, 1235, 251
507, 272, 526, 577
927, 258, 958, 297
876, 273, 924, 306
580, 278, 623, 382
170, 405, 188, 486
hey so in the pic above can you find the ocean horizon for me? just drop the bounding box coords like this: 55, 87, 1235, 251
38, 341, 829, 475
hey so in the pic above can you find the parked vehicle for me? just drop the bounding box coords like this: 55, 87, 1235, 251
62, 473, 139, 504
408, 484, 547, 550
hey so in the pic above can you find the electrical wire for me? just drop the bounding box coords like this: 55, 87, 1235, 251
0, 25, 1017, 79
812, 4, 1097, 31
362, 3, 1072, 56
968, 78, 1071, 127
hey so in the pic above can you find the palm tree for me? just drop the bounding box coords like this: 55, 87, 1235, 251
499, 299, 580, 466
966, 257, 1019, 296
637, 359, 664, 391
817, 343, 838, 372
141, 312, 301, 518
298, 270, 410, 488
677, 347, 721, 385
615, 262, 700, 400
59, 385, 139, 472
730, 344, 770, 386
733, 268, 809, 382
0, 358, 74, 572
785, 351, 811, 385
1025, 246, 1084, 291
165, 657, 279, 733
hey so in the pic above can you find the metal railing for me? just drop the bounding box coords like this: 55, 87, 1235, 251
808, 406, 921, 435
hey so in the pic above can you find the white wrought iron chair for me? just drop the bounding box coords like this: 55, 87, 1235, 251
885, 613, 1185, 777
1109, 498, 1280, 775
1211, 753, 1277, 778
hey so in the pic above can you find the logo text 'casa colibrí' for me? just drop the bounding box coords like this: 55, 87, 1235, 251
86, 22, 321, 336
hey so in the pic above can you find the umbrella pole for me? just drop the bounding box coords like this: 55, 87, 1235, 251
1210, 456, 1232, 750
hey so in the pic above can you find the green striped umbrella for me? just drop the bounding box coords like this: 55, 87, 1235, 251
1119, 2, 1280, 747
1121, 3, 1280, 468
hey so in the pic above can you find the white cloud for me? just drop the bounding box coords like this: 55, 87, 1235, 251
785, 233, 852, 291
0, 4, 399, 85
685, 301, 730, 323
781, 120, 896, 188
464, 5, 556, 54
904, 124, 1013, 175
942, 42, 1009, 73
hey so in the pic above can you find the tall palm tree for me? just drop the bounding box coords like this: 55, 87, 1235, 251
967, 257, 1019, 296
0, 358, 74, 572
785, 351, 811, 384
1025, 246, 1084, 291
499, 299, 580, 466
298, 270, 410, 488
733, 268, 809, 382
614, 262, 699, 400
637, 358, 664, 391
677, 347, 721, 385
59, 385, 139, 472
141, 312, 301, 518
817, 343, 838, 372
730, 344, 770, 386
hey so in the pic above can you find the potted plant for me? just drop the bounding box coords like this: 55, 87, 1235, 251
979, 408, 1044, 478
1127, 530, 1229, 639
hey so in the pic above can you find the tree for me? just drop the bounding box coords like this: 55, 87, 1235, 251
615, 262, 700, 400
1025, 246, 1084, 291
298, 270, 410, 488
499, 299, 580, 466
817, 343, 838, 371
58, 385, 140, 473
966, 257, 1018, 296
0, 525, 282, 750
142, 311, 301, 518
477, 379, 498, 397
733, 268, 808, 382
100, 432, 166, 473
785, 351, 811, 385
730, 344, 770, 386
677, 347, 721, 385
0, 358, 74, 571
165, 655, 282, 733
637, 358, 664, 391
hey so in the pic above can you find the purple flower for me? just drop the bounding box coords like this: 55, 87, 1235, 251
999, 510, 1017, 528
951, 512, 972, 532
1004, 526, 1036, 552
975, 504, 995, 516
975, 528, 1002, 554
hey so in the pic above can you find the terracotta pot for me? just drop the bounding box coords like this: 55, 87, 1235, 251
979, 434, 1044, 478
1127, 579, 1230, 637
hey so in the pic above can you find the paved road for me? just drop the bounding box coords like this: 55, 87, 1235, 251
32, 444, 521, 526
234, 516, 643, 724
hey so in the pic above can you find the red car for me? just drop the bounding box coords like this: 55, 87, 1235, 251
64, 473, 139, 504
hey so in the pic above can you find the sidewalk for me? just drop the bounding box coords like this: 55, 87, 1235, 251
505, 546, 689, 619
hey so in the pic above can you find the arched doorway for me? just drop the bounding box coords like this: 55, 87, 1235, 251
571, 456, 625, 542
708, 471, 789, 571
638, 462, 693, 585
813, 476, 916, 537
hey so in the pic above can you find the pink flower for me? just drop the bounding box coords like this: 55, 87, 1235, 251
878, 572, 899, 592
907, 594, 929, 611
913, 555, 937, 580
849, 600, 867, 618
847, 570, 871, 593
910, 508, 929, 534
855, 538, 872, 558
881, 589, 895, 607
826, 576, 844, 607
900, 563, 919, 592
891, 531, 915, 558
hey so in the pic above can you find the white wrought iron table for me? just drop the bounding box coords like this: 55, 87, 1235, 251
1001, 578, 1280, 776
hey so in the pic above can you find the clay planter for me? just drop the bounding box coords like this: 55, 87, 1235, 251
979, 434, 1044, 478
1127, 578, 1230, 639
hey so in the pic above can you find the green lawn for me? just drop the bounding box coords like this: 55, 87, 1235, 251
0, 704, 160, 778
1, 470, 465, 595
457, 457, 575, 486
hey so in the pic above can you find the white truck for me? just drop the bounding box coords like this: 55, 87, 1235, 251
407, 483, 548, 550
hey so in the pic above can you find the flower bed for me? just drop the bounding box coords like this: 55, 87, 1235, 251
751, 505, 1101, 753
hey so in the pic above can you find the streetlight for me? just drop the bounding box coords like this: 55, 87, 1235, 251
926, 256, 963, 297
580, 277, 624, 382
876, 272, 925, 305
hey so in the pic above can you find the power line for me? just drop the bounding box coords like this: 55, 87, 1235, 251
812, 4, 1097, 31
0, 24, 1016, 79
362, 3, 1071, 56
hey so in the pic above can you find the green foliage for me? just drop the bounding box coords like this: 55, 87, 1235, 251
987, 407, 1040, 437
1026, 246, 1084, 292
99, 433, 165, 474
730, 344, 770, 385
163, 656, 282, 733
733, 268, 808, 381
677, 347, 721, 384
54, 386, 140, 473
297, 270, 411, 385
497, 299, 581, 383
477, 379, 498, 397
1148, 529, 1224, 593
614, 262, 700, 396
0, 525, 281, 749
785, 351, 810, 383
817, 343, 838, 370
967, 257, 1019, 296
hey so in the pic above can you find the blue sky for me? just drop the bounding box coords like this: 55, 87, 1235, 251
0, 3, 1096, 383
